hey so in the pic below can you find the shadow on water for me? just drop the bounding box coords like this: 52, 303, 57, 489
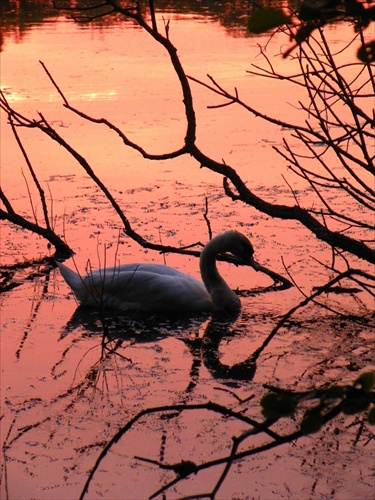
61, 305, 210, 341
61, 305, 279, 387
202, 312, 257, 382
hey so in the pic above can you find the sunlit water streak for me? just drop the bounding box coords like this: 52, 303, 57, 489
1, 8, 374, 500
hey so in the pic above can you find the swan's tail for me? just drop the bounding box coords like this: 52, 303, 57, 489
56, 261, 83, 295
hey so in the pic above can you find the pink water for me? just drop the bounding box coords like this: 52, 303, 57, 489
1, 8, 374, 500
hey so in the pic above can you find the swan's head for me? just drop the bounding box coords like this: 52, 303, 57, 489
219, 230, 256, 265
210, 230, 262, 270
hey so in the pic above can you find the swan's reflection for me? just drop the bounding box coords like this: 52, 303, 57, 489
61, 307, 264, 388
201, 312, 257, 382
62, 305, 211, 342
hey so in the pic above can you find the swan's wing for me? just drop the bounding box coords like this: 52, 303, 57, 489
82, 268, 213, 312
92, 263, 187, 277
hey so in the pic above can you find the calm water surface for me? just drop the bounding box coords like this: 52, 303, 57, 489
1, 5, 374, 500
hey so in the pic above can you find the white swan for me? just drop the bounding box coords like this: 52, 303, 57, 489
56, 230, 261, 312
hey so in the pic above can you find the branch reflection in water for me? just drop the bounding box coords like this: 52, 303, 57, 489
61, 291, 285, 393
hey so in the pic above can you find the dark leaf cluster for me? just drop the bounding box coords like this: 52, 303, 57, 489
247, 0, 375, 62
262, 371, 375, 435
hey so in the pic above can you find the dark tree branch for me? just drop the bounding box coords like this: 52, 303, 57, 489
3, 3, 374, 270
0, 208, 72, 258
8, 116, 52, 231
41, 6, 375, 267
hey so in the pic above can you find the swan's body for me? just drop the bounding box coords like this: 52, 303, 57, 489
57, 231, 258, 312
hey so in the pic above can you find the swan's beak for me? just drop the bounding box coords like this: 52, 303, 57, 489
247, 256, 294, 289
247, 257, 263, 271
246, 255, 273, 273
227, 252, 270, 272
226, 252, 293, 288
227, 253, 260, 269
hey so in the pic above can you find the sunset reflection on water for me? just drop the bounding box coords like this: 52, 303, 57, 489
1, 5, 374, 500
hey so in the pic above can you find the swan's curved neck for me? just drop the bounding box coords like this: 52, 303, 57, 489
199, 237, 241, 311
